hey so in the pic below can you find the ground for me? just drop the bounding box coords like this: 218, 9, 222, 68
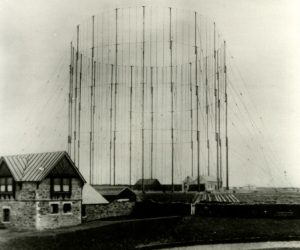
1, 216, 300, 249
2, 190, 300, 249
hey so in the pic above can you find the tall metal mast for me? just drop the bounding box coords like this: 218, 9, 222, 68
150, 66, 154, 179
150, 8, 154, 181
113, 9, 118, 185
141, 6, 145, 192
195, 12, 200, 191
109, 64, 114, 185
74, 25, 79, 165
68, 42, 74, 156
189, 62, 193, 177
205, 55, 210, 176
169, 7, 174, 192
129, 65, 133, 186
224, 40, 229, 190
213, 23, 219, 190
77, 53, 82, 169
217, 49, 221, 189
89, 16, 95, 185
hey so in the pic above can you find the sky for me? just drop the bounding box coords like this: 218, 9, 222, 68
0, 0, 300, 187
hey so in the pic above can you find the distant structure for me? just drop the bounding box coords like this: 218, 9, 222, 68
67, 6, 229, 192
134, 179, 161, 191
0, 151, 85, 230
93, 185, 137, 202
182, 176, 218, 192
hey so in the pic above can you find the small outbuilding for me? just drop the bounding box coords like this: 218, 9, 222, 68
93, 185, 137, 202
182, 176, 218, 192
133, 179, 162, 191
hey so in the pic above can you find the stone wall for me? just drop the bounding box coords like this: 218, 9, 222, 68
0, 179, 83, 230
35, 178, 82, 230
84, 201, 135, 222
0, 200, 36, 230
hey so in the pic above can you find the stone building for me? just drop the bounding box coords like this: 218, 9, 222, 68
0, 151, 85, 230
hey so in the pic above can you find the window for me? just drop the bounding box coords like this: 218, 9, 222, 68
63, 203, 72, 214
50, 203, 59, 214
81, 205, 86, 217
54, 178, 61, 192
51, 178, 71, 197
0, 177, 13, 193
62, 178, 70, 192
3, 208, 10, 222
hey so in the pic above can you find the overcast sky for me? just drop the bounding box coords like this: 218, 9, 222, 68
0, 0, 299, 187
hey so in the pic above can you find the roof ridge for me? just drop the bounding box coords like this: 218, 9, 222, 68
1, 150, 66, 158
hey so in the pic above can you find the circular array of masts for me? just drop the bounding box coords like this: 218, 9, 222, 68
67, 6, 229, 191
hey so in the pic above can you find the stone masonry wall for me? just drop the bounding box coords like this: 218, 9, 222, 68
84, 201, 135, 222
35, 178, 82, 230
0, 200, 36, 230
0, 179, 83, 230
0, 182, 37, 229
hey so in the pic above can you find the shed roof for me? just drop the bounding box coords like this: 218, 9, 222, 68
134, 179, 161, 186
82, 184, 109, 205
93, 185, 135, 196
0, 151, 85, 182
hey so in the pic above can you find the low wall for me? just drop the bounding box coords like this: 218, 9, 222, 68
195, 203, 300, 218
132, 200, 191, 218
84, 201, 135, 222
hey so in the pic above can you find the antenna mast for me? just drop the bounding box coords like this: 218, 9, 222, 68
189, 62, 193, 177
78, 53, 82, 169
113, 9, 118, 185
217, 49, 222, 189
169, 7, 174, 192
224, 41, 229, 190
142, 6, 145, 192
89, 17, 95, 184
74, 25, 79, 165
195, 12, 200, 192
205, 55, 210, 176
214, 23, 219, 190
109, 64, 114, 185
68, 42, 74, 157
129, 65, 133, 186
150, 66, 154, 179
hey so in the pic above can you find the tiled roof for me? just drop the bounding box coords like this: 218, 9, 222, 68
0, 151, 85, 182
